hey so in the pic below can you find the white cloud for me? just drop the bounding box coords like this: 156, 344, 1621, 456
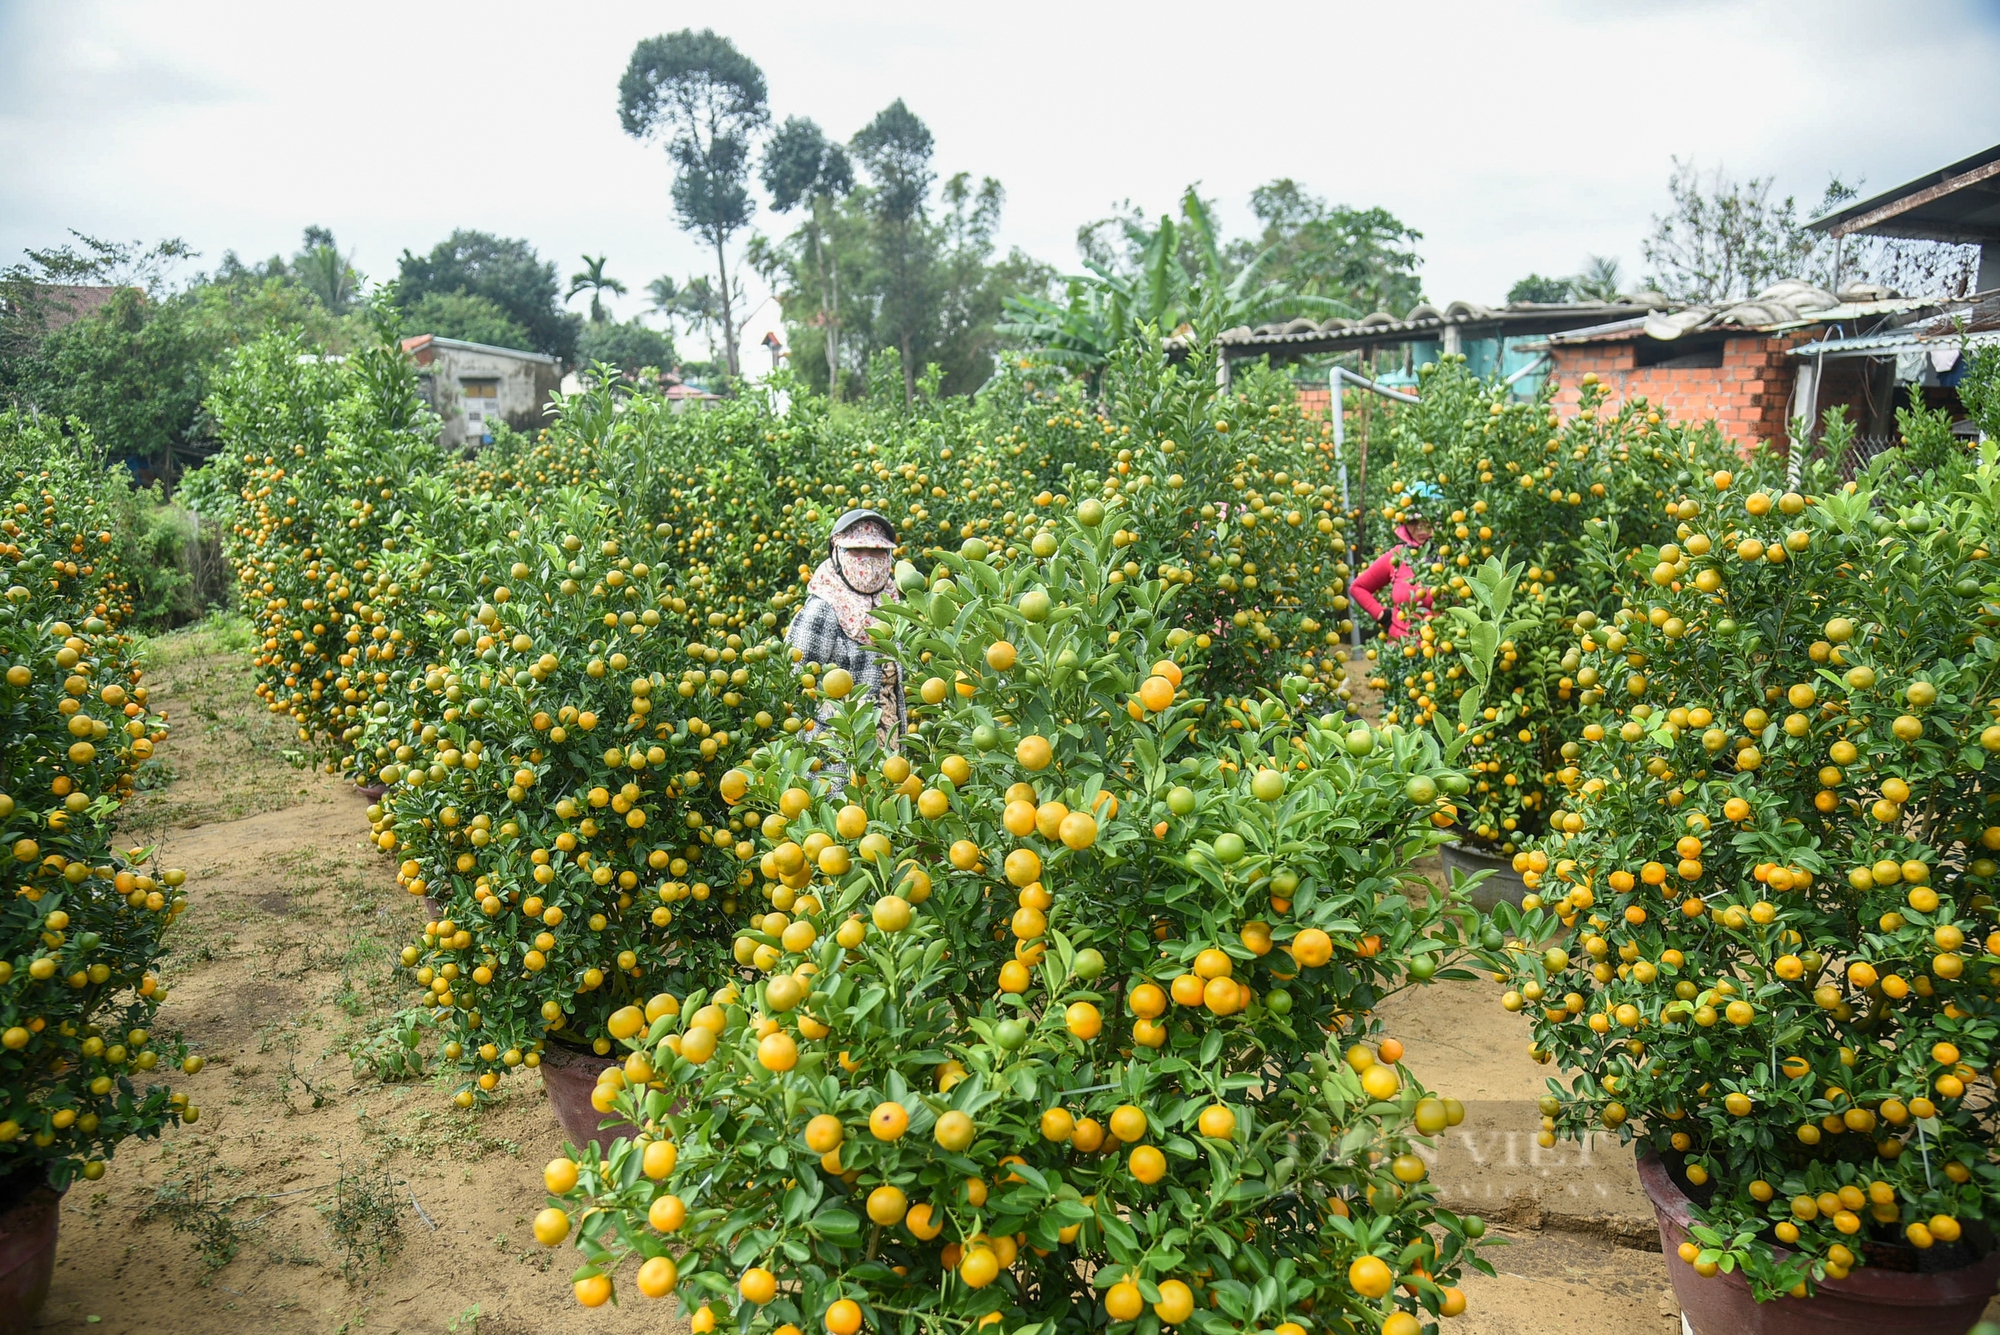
4, 0, 1997, 370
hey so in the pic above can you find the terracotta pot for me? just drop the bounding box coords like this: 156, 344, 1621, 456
1638, 1150, 2000, 1335
355, 781, 388, 801
0, 1169, 61, 1331
1438, 838, 1528, 913
539, 1041, 625, 1153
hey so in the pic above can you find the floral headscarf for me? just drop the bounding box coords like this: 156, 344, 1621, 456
807, 514, 898, 641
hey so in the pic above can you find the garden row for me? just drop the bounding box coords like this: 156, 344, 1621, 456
0, 411, 198, 1317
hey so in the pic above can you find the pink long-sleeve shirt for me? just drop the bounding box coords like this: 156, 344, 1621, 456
1349, 529, 1431, 639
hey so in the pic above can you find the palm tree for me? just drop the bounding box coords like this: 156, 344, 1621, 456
292, 227, 360, 313
647, 274, 735, 364
1572, 255, 1625, 302
568, 255, 628, 323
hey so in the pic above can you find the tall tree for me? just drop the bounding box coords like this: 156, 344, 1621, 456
618, 29, 769, 380
567, 255, 627, 323
851, 99, 937, 403
930, 173, 1052, 397
762, 117, 855, 399
1238, 179, 1425, 316
1641, 159, 1853, 303
395, 231, 578, 360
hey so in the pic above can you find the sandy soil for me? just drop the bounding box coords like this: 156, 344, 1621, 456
31, 622, 1964, 1335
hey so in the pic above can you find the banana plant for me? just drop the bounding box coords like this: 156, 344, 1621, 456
1000, 187, 1352, 390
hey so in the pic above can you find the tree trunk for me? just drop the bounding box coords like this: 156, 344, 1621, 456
713, 232, 739, 379
828, 253, 841, 402
812, 197, 839, 402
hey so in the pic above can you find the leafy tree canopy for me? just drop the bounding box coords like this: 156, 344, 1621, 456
1237, 179, 1425, 316
762, 116, 853, 214
398, 291, 532, 351
851, 98, 934, 225
1506, 273, 1573, 304
577, 317, 677, 377
395, 230, 578, 360
1001, 185, 1356, 388
0, 232, 345, 473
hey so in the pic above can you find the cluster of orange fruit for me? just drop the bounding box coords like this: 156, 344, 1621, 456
0, 418, 198, 1188
524, 512, 1486, 1331
1474, 403, 2000, 1297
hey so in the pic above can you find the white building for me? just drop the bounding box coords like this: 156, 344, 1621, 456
400, 334, 561, 449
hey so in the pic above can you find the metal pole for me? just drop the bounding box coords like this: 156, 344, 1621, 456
1332, 365, 1422, 650
1330, 368, 1353, 528
1330, 367, 1358, 650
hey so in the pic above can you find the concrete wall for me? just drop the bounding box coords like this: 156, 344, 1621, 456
407, 338, 561, 449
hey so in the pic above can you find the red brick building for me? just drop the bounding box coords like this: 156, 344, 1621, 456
1538, 280, 1944, 451
1543, 323, 1817, 446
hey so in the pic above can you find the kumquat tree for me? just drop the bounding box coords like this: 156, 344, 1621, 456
1369, 356, 1746, 857
362, 485, 808, 1093
1473, 378, 2000, 1301
531, 508, 1498, 1333
0, 412, 197, 1195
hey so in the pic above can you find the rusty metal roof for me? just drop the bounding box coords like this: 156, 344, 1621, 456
1808, 141, 2000, 245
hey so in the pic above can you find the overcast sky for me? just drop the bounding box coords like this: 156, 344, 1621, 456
5, 0, 1998, 372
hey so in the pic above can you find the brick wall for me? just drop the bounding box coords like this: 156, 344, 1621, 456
1547, 330, 1815, 452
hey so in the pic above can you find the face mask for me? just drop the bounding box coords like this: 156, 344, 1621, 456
839, 547, 893, 593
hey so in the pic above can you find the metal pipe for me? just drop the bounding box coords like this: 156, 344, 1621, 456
1503, 352, 1551, 387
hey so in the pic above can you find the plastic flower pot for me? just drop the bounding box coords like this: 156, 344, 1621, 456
538, 1040, 623, 1153
1439, 837, 1528, 912
1638, 1151, 2000, 1335
0, 1169, 61, 1330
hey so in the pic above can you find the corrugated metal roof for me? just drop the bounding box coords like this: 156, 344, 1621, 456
1540, 281, 1941, 346
1217, 297, 1656, 352
1787, 327, 2000, 357
1789, 295, 2000, 357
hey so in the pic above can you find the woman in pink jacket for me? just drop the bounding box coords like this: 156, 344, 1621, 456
1349, 487, 1436, 640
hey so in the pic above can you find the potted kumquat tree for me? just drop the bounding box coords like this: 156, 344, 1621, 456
0, 418, 196, 1326
1475, 390, 2000, 1333
531, 507, 1494, 1333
